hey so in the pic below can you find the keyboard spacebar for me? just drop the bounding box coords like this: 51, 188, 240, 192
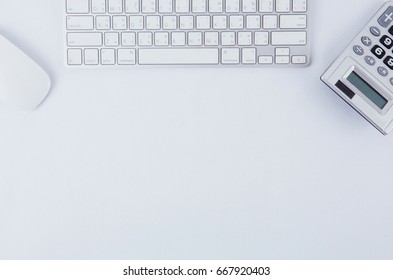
138, 48, 219, 65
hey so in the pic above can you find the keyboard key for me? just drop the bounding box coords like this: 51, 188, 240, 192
209, 0, 223, 13
238, 32, 252, 45
155, 32, 169, 45
146, 15, 161, 29
263, 15, 277, 29
280, 15, 307, 29
66, 0, 89, 14
67, 49, 82, 65
142, 0, 157, 13
275, 47, 290, 56
193, 0, 207, 12
275, 56, 290, 64
276, 0, 290, 12
293, 0, 307, 12
229, 15, 244, 29
180, 16, 194, 29
139, 48, 219, 64
258, 55, 273, 64
121, 32, 136, 46
163, 16, 177, 29
213, 15, 227, 29
255, 31, 269, 45
109, 0, 123, 13
242, 0, 256, 13
118, 49, 136, 64
221, 48, 240, 64
188, 32, 203, 45
205, 32, 219, 45
113, 16, 127, 30
246, 15, 261, 29
271, 31, 307, 45
129, 16, 144, 29
138, 32, 153, 45
125, 0, 140, 13
226, 0, 239, 12
96, 16, 111, 30
92, 0, 106, 13
242, 48, 256, 64
101, 49, 116, 64
160, 0, 173, 13
176, 0, 190, 13
221, 32, 236, 45
84, 49, 99, 65
196, 16, 211, 29
259, 0, 273, 12
105, 32, 119, 46
292, 55, 307, 64
66, 16, 94, 30
67, 32, 103, 46
172, 32, 186, 45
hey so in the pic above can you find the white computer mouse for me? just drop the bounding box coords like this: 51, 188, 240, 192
0, 34, 51, 111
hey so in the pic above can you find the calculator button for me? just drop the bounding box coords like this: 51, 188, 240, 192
365, 55, 376, 66
371, 45, 386, 59
370, 26, 381, 37
389, 25, 393, 36
361, 36, 372, 46
378, 66, 388, 77
390, 78, 393, 86
378, 7, 393, 28
384, 56, 393, 70
353, 45, 364, 55
380, 35, 393, 49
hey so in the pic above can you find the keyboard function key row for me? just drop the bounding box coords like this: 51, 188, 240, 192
66, 0, 307, 14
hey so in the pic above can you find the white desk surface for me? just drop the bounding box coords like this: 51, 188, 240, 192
1, 0, 393, 259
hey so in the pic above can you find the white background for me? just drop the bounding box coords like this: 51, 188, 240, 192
0, 0, 392, 259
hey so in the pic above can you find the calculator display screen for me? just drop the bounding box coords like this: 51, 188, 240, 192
347, 72, 388, 109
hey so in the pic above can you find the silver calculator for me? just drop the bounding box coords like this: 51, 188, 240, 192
321, 1, 393, 135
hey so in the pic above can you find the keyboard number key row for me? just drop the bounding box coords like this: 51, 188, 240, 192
67, 15, 307, 30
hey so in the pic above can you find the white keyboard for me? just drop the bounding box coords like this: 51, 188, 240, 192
65, 0, 310, 66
